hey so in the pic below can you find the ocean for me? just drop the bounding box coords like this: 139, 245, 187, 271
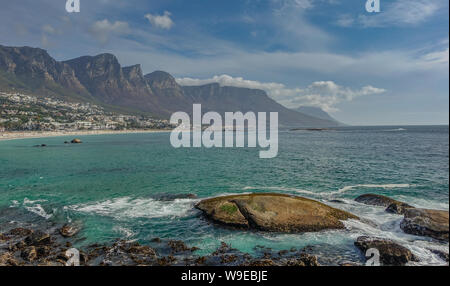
0, 125, 448, 265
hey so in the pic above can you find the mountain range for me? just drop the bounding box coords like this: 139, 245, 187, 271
0, 44, 340, 127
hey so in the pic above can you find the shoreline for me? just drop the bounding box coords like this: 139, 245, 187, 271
0, 129, 171, 142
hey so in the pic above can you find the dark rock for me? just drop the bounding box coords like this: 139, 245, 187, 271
355, 194, 414, 214
242, 259, 275, 266
24, 231, 52, 246
196, 193, 358, 233
386, 202, 415, 215
430, 249, 449, 262
167, 240, 197, 253
21, 246, 38, 262
8, 228, 33, 237
0, 233, 9, 241
151, 237, 161, 243
154, 193, 198, 201
354, 236, 417, 266
59, 223, 81, 238
0, 252, 19, 266
283, 254, 319, 266
400, 208, 449, 241
127, 244, 157, 258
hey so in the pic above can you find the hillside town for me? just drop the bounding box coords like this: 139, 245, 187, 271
0, 91, 174, 132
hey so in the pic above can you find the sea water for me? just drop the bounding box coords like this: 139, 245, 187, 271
0, 125, 448, 265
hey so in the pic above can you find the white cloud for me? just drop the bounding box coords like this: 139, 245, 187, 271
42, 25, 56, 35
89, 19, 130, 44
176, 75, 386, 112
145, 11, 174, 30
338, 0, 441, 28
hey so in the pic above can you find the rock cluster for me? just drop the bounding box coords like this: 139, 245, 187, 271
355, 193, 449, 242
354, 236, 417, 266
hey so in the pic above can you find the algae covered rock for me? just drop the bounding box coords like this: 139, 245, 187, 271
195, 193, 358, 233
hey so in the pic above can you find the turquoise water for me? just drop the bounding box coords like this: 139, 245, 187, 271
0, 126, 448, 265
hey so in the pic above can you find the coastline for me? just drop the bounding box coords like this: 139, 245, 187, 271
0, 129, 171, 142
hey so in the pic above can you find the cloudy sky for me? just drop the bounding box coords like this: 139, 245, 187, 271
0, 0, 448, 125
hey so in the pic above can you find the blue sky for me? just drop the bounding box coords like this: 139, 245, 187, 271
0, 0, 448, 125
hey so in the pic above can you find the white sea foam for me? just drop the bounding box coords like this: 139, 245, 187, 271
243, 184, 412, 197
24, 204, 53, 219
242, 185, 448, 265
384, 128, 407, 132
332, 184, 412, 195
15, 198, 54, 219
68, 197, 197, 220
113, 225, 136, 239
243, 186, 317, 196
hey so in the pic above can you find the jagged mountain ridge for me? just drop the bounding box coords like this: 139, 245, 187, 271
0, 44, 339, 127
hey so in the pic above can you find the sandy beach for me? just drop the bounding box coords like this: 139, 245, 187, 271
0, 129, 171, 141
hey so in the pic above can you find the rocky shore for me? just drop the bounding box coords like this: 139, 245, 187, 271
1, 193, 448, 266
0, 226, 321, 266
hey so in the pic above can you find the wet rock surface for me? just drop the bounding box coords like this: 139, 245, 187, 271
195, 193, 358, 232
59, 223, 81, 238
355, 194, 414, 214
354, 236, 417, 266
400, 208, 449, 241
1, 226, 325, 266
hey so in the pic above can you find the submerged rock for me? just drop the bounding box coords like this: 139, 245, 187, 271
59, 223, 81, 238
154, 193, 197, 201
195, 193, 358, 233
354, 236, 417, 266
355, 194, 414, 214
400, 208, 449, 241
430, 249, 449, 263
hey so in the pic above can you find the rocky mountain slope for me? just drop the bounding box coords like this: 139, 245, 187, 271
0, 45, 339, 127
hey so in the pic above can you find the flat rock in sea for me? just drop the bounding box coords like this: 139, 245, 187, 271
195, 193, 358, 233
355, 193, 414, 214
59, 223, 81, 238
400, 208, 449, 241
354, 236, 417, 266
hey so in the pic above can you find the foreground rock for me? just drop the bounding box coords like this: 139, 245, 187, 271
400, 208, 449, 241
355, 194, 414, 214
195, 193, 358, 233
0, 227, 321, 266
59, 223, 81, 238
354, 236, 417, 266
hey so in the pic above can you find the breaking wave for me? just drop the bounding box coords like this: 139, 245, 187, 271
67, 196, 198, 220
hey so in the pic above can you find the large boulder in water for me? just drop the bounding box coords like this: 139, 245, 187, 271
400, 208, 449, 241
355, 194, 414, 214
354, 236, 417, 266
195, 193, 358, 233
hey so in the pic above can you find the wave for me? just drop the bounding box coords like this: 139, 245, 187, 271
243, 184, 412, 197
242, 186, 317, 196
331, 184, 412, 195
67, 196, 198, 220
384, 128, 407, 132
11, 197, 54, 220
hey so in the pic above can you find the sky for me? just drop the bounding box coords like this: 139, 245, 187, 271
0, 0, 448, 125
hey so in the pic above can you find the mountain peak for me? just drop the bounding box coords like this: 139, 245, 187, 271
145, 71, 179, 90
